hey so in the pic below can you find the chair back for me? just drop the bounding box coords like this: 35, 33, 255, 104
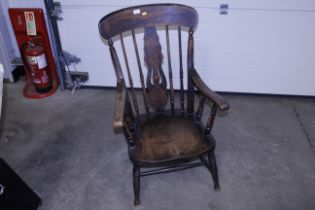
99, 4, 198, 115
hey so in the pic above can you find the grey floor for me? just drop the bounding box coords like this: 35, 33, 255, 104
1, 82, 315, 210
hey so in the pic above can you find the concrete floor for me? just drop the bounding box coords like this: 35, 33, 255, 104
0, 82, 315, 210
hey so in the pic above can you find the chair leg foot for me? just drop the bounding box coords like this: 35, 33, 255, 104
208, 151, 220, 191
133, 164, 140, 205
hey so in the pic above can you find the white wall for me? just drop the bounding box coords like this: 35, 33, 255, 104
56, 1, 315, 95
0, 0, 47, 80
0, 0, 17, 80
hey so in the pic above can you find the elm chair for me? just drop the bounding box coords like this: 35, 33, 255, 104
98, 4, 229, 205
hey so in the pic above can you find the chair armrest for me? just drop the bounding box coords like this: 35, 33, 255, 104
112, 79, 126, 128
189, 68, 230, 111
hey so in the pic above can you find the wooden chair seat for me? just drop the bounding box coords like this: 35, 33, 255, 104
132, 111, 214, 164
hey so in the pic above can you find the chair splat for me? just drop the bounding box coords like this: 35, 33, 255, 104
144, 26, 168, 112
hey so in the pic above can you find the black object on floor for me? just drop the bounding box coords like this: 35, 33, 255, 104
11, 66, 25, 82
0, 158, 41, 210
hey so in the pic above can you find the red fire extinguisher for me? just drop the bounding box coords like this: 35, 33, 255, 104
24, 42, 52, 93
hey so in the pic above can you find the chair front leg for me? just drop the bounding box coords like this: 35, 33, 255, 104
133, 164, 140, 205
208, 150, 220, 191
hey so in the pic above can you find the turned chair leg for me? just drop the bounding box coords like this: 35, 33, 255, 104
133, 164, 140, 205
208, 150, 220, 191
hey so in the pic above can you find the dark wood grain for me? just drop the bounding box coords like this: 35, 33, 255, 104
144, 27, 168, 112
133, 164, 140, 205
112, 79, 126, 128
205, 105, 217, 135
166, 25, 175, 113
99, 4, 198, 39
132, 30, 150, 114
178, 26, 185, 114
196, 94, 205, 121
120, 34, 140, 116
109, 39, 124, 80
133, 111, 214, 165
124, 94, 136, 147
99, 4, 229, 205
189, 68, 230, 111
187, 29, 195, 114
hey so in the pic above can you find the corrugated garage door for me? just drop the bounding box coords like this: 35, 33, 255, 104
57, 0, 315, 95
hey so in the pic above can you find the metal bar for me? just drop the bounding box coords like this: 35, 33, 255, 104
140, 162, 203, 177
44, 0, 65, 89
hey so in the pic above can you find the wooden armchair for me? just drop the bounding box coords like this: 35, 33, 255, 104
98, 4, 229, 205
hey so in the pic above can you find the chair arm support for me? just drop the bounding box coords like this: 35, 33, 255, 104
189, 68, 230, 111
112, 79, 126, 128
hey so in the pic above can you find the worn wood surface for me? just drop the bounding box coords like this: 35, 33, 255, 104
166, 26, 175, 113
112, 79, 126, 128
133, 111, 214, 165
132, 30, 150, 114
187, 29, 195, 114
99, 4, 198, 39
189, 68, 230, 111
99, 3, 229, 205
144, 27, 168, 112
120, 34, 140, 116
178, 27, 185, 114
